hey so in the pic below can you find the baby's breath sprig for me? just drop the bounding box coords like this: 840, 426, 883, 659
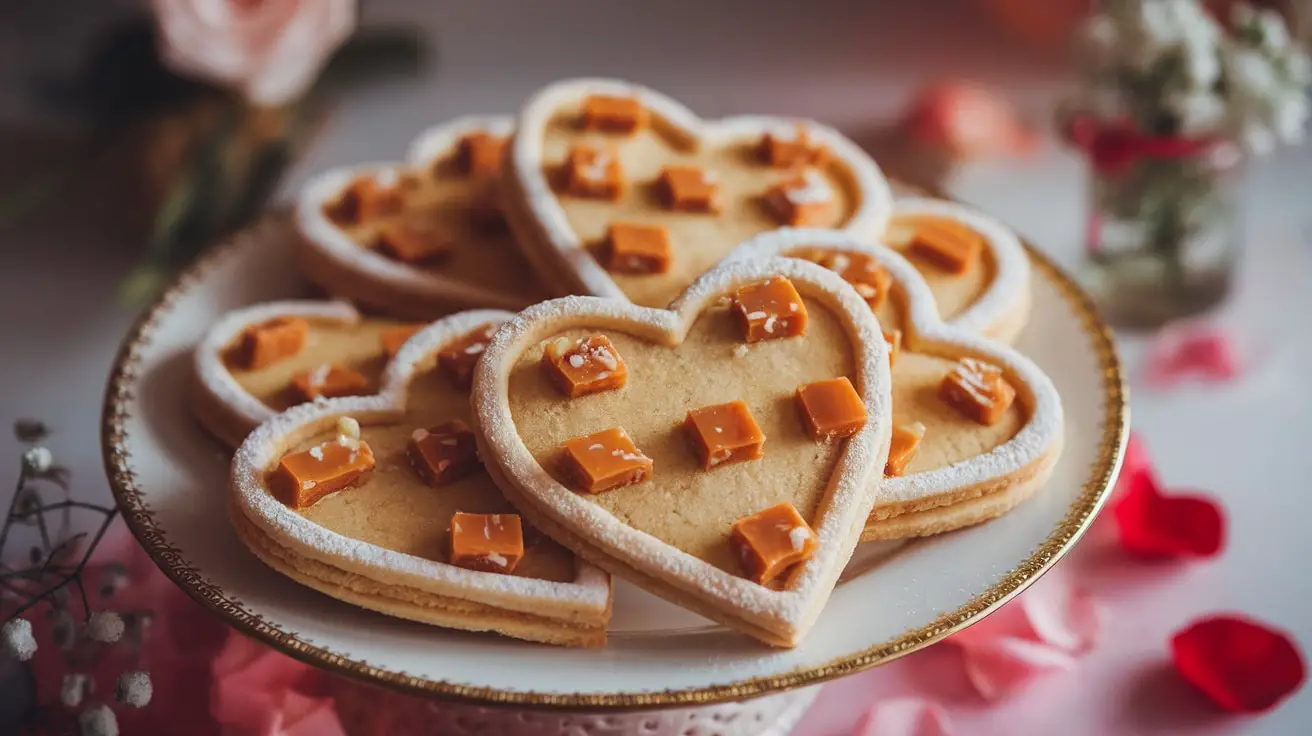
1, 420, 154, 736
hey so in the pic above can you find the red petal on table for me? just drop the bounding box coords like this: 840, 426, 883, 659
1143, 323, 1245, 389
902, 80, 1040, 159
1172, 615, 1307, 713
1112, 471, 1225, 559
948, 570, 1101, 699
1113, 431, 1153, 500
852, 698, 953, 736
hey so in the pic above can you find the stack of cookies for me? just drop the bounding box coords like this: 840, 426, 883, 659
193, 78, 1063, 650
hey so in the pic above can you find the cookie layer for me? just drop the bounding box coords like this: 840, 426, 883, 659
231, 311, 612, 646
296, 116, 547, 319
473, 257, 892, 647
504, 78, 894, 308
728, 229, 1062, 540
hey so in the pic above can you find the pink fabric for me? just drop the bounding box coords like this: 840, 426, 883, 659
851, 698, 953, 736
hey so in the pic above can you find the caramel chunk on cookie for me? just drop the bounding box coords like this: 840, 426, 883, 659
683, 401, 765, 470
541, 335, 626, 398
730, 502, 817, 586
563, 145, 624, 200
290, 364, 370, 403
559, 427, 652, 493
380, 324, 425, 359
732, 277, 808, 343
900, 216, 984, 274
582, 95, 648, 134
885, 421, 926, 477
940, 358, 1016, 425
884, 329, 902, 367
449, 512, 524, 574
270, 434, 376, 509
408, 420, 480, 487
764, 169, 836, 227
604, 222, 671, 275
232, 316, 308, 370
796, 377, 867, 441
758, 124, 826, 168
437, 324, 499, 391
659, 165, 721, 213
458, 132, 508, 179
327, 174, 404, 225
375, 222, 452, 264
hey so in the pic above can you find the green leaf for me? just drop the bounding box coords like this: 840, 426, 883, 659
117, 264, 168, 306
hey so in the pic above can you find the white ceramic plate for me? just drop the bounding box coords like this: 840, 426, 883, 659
103, 215, 1126, 709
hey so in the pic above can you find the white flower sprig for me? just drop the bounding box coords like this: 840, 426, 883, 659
1074, 0, 1311, 153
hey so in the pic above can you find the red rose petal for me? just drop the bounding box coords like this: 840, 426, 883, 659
902, 81, 1039, 159
1112, 467, 1225, 559
1172, 615, 1307, 713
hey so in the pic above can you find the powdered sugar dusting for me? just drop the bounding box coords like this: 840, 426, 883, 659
194, 299, 361, 443
230, 309, 612, 621
292, 115, 533, 314
507, 77, 895, 302
723, 228, 1063, 508
470, 256, 894, 643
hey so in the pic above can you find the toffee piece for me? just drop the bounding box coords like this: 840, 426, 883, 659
885, 421, 926, 477
232, 316, 308, 371
764, 169, 835, 227
559, 427, 652, 493
683, 400, 765, 470
730, 502, 818, 586
408, 420, 480, 487
380, 324, 425, 359
563, 145, 624, 201
458, 132, 508, 179
604, 222, 672, 275
448, 512, 524, 574
901, 216, 984, 274
541, 335, 627, 398
289, 364, 370, 403
375, 222, 452, 264
940, 357, 1016, 425
437, 324, 499, 391
269, 421, 376, 509
328, 174, 404, 225
731, 276, 808, 343
582, 95, 648, 135
659, 165, 721, 213
795, 376, 867, 441
758, 124, 825, 168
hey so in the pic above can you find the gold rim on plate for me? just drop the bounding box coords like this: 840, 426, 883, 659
101, 212, 1128, 710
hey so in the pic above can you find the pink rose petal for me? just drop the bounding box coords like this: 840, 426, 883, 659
903, 80, 1040, 159
948, 571, 1101, 700
1143, 323, 1246, 390
852, 698, 953, 736
960, 637, 1077, 700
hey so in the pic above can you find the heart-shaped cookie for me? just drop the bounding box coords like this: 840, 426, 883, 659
230, 310, 612, 647
193, 300, 429, 448
880, 197, 1031, 343
295, 116, 547, 319
472, 257, 892, 647
502, 77, 894, 309
729, 229, 1062, 541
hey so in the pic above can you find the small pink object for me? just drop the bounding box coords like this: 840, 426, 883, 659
212, 632, 345, 735
903, 81, 1040, 159
947, 570, 1101, 700
1143, 323, 1245, 389
851, 698, 954, 736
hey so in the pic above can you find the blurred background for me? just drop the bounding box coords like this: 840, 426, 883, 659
1, 1, 1310, 733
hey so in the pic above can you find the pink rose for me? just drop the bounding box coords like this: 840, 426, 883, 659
152, 0, 356, 105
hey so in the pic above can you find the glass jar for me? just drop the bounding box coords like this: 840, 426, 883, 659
1080, 135, 1245, 329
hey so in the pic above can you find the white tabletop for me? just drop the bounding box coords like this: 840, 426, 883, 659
1, 1, 1309, 731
